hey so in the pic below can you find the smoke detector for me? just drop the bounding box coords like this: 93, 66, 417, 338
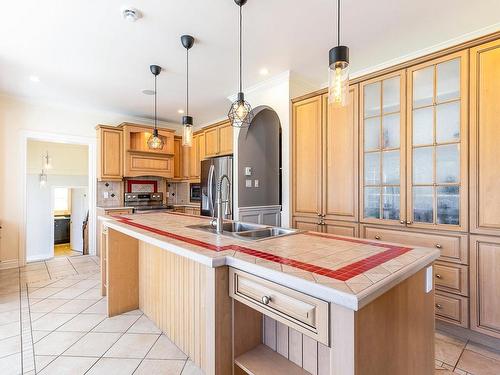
121, 7, 142, 22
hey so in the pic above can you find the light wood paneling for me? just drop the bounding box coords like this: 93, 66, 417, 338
235, 344, 309, 375
434, 261, 469, 296
97, 126, 123, 181
360, 224, 468, 264
292, 216, 321, 232
127, 154, 174, 178
106, 228, 139, 317
199, 132, 206, 160
435, 291, 469, 328
322, 86, 359, 222
323, 220, 359, 237
470, 235, 500, 339
470, 39, 500, 235
219, 121, 233, 156
173, 137, 182, 179
138, 242, 232, 375
205, 127, 219, 157
189, 134, 200, 179
292, 96, 323, 218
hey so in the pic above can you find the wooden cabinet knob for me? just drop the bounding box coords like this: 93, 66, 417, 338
435, 274, 442, 279
435, 303, 443, 309
406, 221, 413, 225
400, 220, 405, 224
375, 235, 381, 240
261, 296, 271, 305
435, 244, 442, 249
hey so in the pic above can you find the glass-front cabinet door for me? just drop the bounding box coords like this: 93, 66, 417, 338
407, 51, 468, 231
360, 70, 406, 225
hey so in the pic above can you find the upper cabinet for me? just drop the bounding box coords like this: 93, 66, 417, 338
360, 71, 406, 226
97, 125, 123, 181
407, 51, 468, 232
470, 39, 500, 236
292, 86, 359, 226
189, 134, 201, 179
204, 120, 233, 158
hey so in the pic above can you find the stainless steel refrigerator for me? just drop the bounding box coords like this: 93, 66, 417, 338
201, 156, 233, 218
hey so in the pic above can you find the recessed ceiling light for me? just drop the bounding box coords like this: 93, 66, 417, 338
121, 7, 142, 22
259, 68, 269, 76
29, 75, 40, 83
178, 109, 185, 114
141, 89, 155, 95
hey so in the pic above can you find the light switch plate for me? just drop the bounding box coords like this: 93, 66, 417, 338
254, 179, 259, 187
425, 266, 433, 293
245, 167, 252, 176
245, 179, 252, 188
103, 191, 109, 199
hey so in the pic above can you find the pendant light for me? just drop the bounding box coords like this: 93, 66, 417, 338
39, 169, 47, 187
147, 64, 165, 150
228, 0, 253, 128
328, 0, 349, 107
43, 151, 52, 170
181, 35, 195, 147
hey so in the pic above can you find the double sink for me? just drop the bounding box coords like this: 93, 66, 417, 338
187, 221, 299, 241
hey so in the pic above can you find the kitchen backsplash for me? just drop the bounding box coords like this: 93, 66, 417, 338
168, 182, 190, 205
96, 181, 122, 207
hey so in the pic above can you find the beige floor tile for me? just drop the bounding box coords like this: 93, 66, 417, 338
32, 330, 51, 343
457, 349, 500, 375
71, 279, 100, 289
64, 332, 122, 357
181, 360, 204, 375
47, 278, 80, 288
31, 313, 77, 331
83, 299, 107, 314
0, 299, 19, 313
124, 309, 143, 315
0, 310, 19, 325
86, 357, 141, 375
34, 331, 85, 355
146, 335, 187, 360
52, 298, 99, 314
104, 333, 159, 359
128, 315, 161, 334
466, 341, 500, 362
38, 355, 98, 375
0, 322, 20, 340
435, 332, 467, 366
35, 355, 57, 372
57, 313, 107, 332
75, 288, 103, 300
28, 287, 65, 298
134, 359, 186, 374
29, 298, 70, 313
0, 335, 21, 358
0, 352, 21, 375
47, 287, 89, 299
92, 315, 140, 333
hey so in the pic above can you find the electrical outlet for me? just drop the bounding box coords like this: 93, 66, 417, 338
245, 167, 252, 176
425, 266, 433, 293
103, 191, 109, 199
254, 179, 259, 187
245, 179, 252, 188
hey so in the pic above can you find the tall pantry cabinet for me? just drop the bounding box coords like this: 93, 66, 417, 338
291, 35, 500, 339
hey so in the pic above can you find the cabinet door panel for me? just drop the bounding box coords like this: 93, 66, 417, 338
360, 70, 406, 226
205, 127, 219, 157
189, 135, 199, 179
470, 39, 500, 235
323, 86, 359, 221
218, 122, 233, 155
470, 235, 500, 338
173, 138, 181, 179
292, 216, 321, 232
98, 127, 123, 181
323, 220, 358, 237
292, 96, 322, 217
407, 51, 468, 231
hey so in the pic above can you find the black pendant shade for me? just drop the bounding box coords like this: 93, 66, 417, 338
181, 35, 195, 146
147, 64, 165, 150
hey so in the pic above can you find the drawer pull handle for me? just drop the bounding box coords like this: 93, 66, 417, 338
435, 274, 442, 279
406, 221, 413, 225
435, 303, 443, 309
261, 296, 271, 305
400, 220, 405, 225
435, 244, 442, 249
374, 235, 381, 240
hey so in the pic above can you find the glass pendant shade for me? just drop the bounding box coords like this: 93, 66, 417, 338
39, 171, 47, 187
147, 128, 164, 150
182, 116, 193, 147
228, 92, 253, 128
328, 45, 349, 107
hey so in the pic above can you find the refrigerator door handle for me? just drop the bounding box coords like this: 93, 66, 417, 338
207, 164, 215, 217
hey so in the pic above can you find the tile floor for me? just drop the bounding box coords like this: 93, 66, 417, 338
1, 255, 499, 374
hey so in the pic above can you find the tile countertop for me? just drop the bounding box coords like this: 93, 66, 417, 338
100, 212, 440, 311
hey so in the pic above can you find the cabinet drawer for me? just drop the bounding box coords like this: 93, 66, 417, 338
434, 262, 469, 296
361, 226, 468, 264
229, 268, 329, 346
435, 291, 469, 328
105, 209, 133, 216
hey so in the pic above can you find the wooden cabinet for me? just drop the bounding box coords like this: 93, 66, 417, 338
204, 120, 233, 157
189, 134, 200, 179
470, 39, 500, 236
292, 216, 358, 237
122, 123, 175, 179
470, 235, 500, 338
198, 132, 206, 160
173, 137, 182, 179
97, 125, 123, 181
292, 86, 359, 227
406, 51, 469, 232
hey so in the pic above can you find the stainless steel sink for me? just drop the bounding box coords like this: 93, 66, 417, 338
187, 221, 300, 241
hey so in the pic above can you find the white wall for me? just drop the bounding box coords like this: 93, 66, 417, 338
26, 174, 87, 262
27, 141, 88, 175
0, 94, 182, 266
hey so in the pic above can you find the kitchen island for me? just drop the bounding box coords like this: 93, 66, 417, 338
100, 212, 440, 375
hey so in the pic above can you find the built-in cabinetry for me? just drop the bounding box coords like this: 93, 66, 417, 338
204, 120, 233, 158
291, 35, 500, 339
173, 206, 201, 216
97, 125, 123, 181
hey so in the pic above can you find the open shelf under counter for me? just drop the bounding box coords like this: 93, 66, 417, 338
235, 344, 310, 375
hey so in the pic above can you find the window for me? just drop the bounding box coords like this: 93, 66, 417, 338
54, 188, 71, 214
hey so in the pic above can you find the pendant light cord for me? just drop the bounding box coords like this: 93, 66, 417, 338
154, 74, 157, 130
239, 4, 242, 94
337, 0, 340, 46
186, 48, 189, 116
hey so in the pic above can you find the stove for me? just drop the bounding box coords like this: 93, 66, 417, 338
124, 192, 173, 213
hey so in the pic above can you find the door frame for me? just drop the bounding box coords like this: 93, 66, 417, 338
19, 130, 97, 265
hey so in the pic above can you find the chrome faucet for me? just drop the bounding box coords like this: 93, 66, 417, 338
213, 174, 232, 234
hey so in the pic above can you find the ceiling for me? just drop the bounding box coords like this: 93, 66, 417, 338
1, 0, 498, 126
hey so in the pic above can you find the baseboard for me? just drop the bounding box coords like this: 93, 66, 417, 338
437, 320, 500, 351
0, 259, 20, 269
